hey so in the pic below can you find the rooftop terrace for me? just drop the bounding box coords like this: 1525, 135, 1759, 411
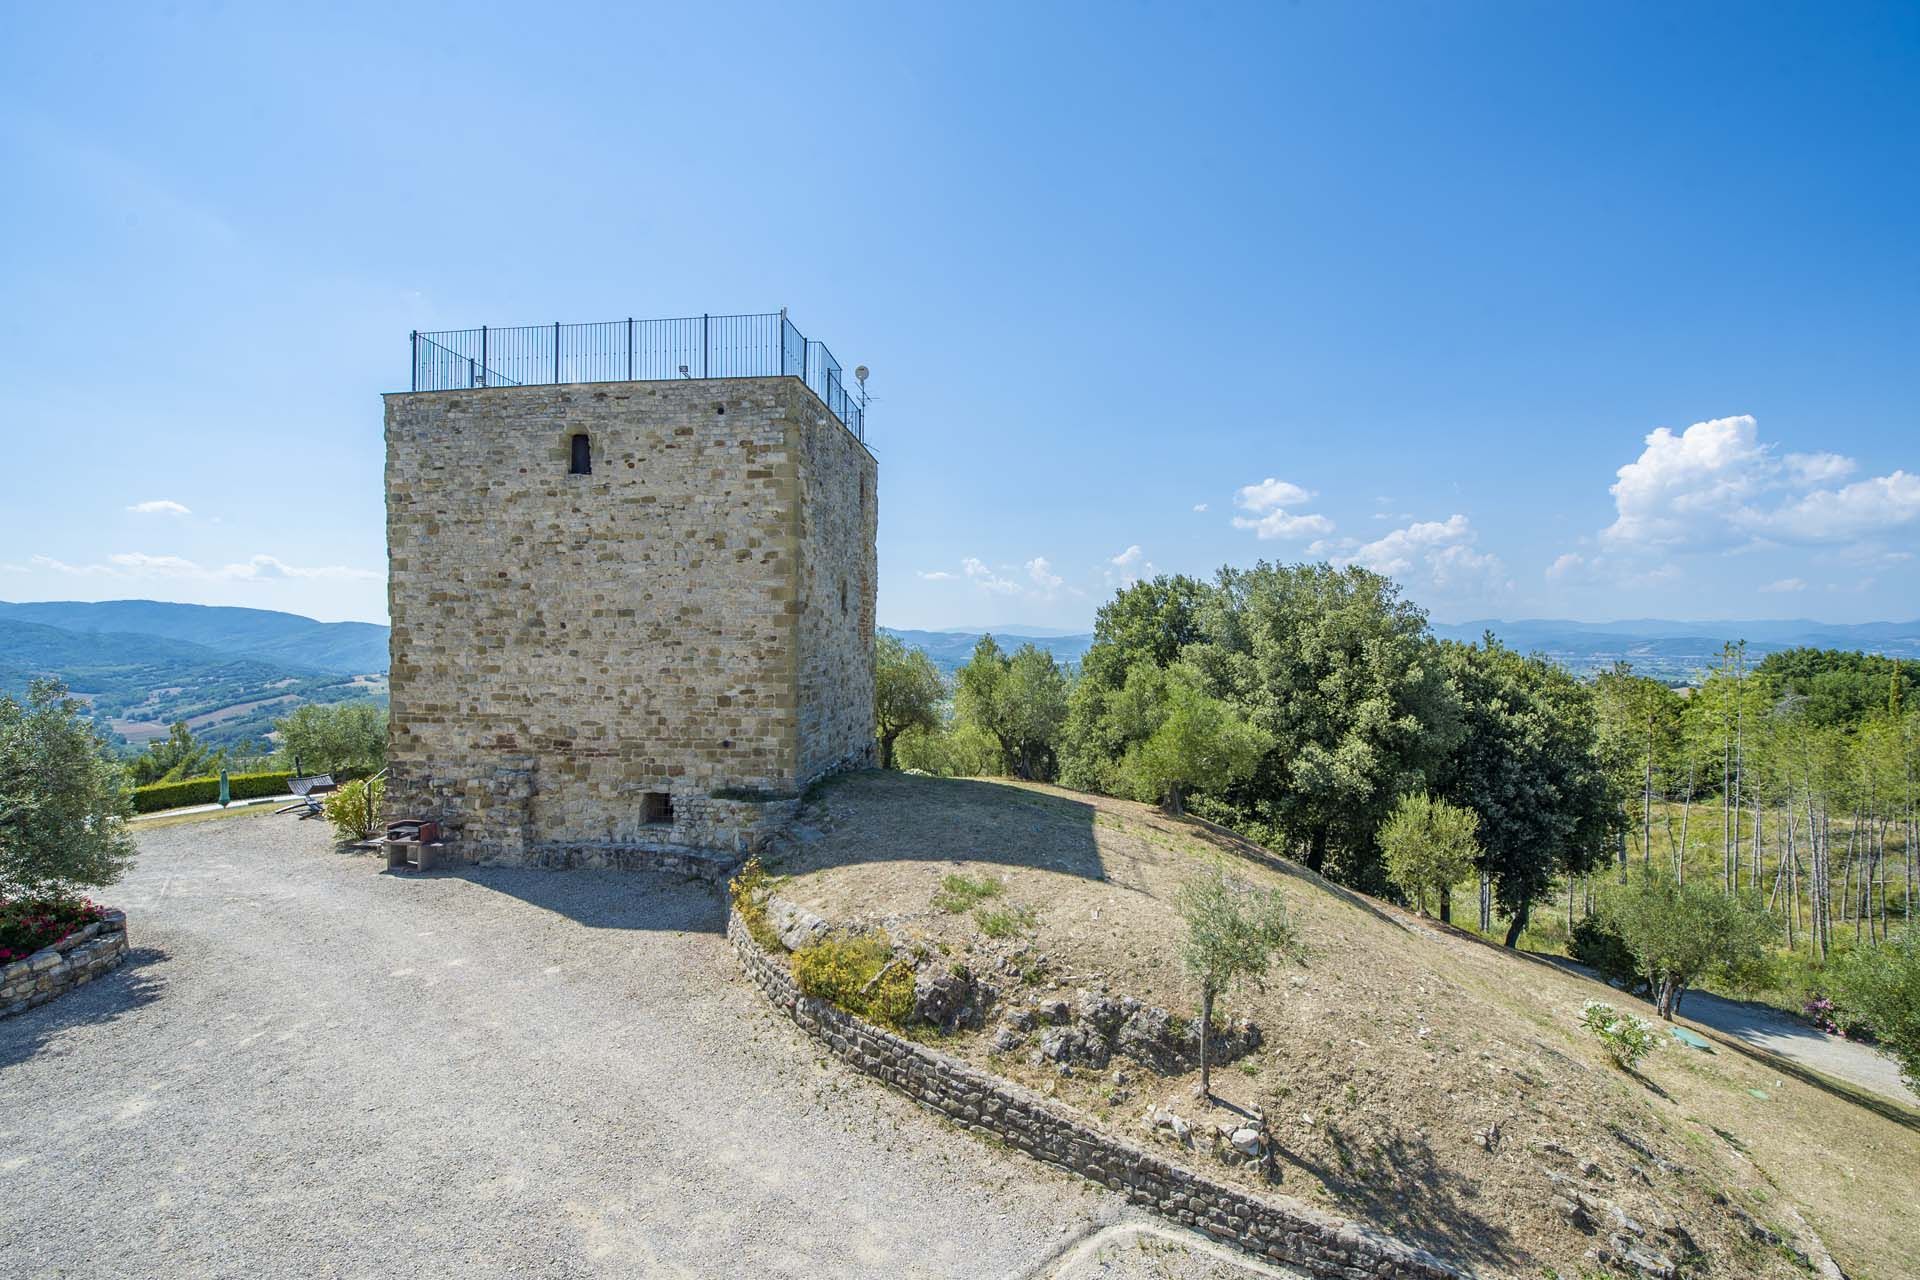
409, 311, 865, 441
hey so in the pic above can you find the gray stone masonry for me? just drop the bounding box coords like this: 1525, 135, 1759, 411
727, 906, 1468, 1280
384, 375, 876, 865
1, 910, 129, 1019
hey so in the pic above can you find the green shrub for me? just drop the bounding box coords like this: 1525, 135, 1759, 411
1830, 941, 1920, 1092
932, 872, 1003, 913
1580, 999, 1661, 1069
131, 770, 298, 814
791, 932, 917, 1028
1, 680, 135, 894
728, 855, 785, 952
975, 903, 1036, 939
1570, 914, 1642, 990
323, 776, 384, 842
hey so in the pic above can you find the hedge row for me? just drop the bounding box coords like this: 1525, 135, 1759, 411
131, 766, 374, 815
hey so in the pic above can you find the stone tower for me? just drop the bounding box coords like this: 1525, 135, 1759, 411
383, 316, 876, 866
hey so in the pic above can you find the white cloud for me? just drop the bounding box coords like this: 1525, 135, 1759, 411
1026, 556, 1063, 594
1231, 476, 1333, 541
1105, 544, 1157, 588
1760, 577, 1807, 593
1236, 478, 1314, 512
961, 556, 1022, 595
1601, 414, 1918, 551
1192, 502, 1209, 513
1765, 471, 1920, 542
127, 499, 191, 517
1546, 552, 1586, 581
1784, 452, 1856, 487
1341, 515, 1510, 596
1233, 509, 1337, 540
916, 569, 957, 581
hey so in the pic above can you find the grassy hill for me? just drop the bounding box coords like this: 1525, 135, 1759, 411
765, 771, 1920, 1280
882, 627, 1092, 674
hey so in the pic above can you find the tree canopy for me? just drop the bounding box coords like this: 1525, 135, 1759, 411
0, 680, 137, 895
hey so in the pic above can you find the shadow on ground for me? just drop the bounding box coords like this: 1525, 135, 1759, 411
401, 863, 729, 935
0, 946, 170, 1071
1278, 1126, 1520, 1273
773, 772, 1107, 883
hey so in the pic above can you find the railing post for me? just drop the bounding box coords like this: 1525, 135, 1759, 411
480, 325, 488, 388
553, 321, 561, 384
410, 331, 418, 391
468, 356, 477, 388
627, 317, 634, 380
703, 313, 710, 378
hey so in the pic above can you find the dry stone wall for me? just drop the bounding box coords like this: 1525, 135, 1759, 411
385, 376, 875, 864
1, 910, 129, 1018
727, 907, 1466, 1280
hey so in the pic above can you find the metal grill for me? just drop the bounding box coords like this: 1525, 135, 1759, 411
408, 311, 866, 441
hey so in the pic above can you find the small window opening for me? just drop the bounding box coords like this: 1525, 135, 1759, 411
642, 792, 673, 826
569, 433, 592, 475
840, 580, 848, 615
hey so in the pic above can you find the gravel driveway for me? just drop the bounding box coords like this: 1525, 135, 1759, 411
0, 812, 1276, 1279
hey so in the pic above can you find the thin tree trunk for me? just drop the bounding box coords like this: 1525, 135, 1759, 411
1197, 986, 1215, 1099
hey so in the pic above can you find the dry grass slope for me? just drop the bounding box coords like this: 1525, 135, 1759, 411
769, 771, 1920, 1280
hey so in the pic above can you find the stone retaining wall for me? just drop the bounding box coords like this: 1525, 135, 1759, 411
1, 910, 129, 1019
727, 907, 1466, 1280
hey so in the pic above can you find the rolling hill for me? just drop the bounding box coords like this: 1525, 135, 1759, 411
0, 599, 389, 674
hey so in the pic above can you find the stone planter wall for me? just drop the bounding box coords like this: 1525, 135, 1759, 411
1, 909, 129, 1019
727, 907, 1465, 1280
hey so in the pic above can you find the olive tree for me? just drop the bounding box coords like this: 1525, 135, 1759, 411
1599, 870, 1777, 1018
1831, 940, 1920, 1092
1177, 862, 1303, 1099
873, 632, 946, 770
0, 680, 137, 895
275, 701, 386, 775
1378, 791, 1480, 922
1123, 663, 1266, 816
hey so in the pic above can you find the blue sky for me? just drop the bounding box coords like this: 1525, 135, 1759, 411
2, 2, 1915, 629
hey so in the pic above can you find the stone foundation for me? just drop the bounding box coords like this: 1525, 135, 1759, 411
1, 910, 129, 1018
727, 906, 1464, 1280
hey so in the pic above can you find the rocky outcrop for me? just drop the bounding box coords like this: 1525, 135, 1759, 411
1020, 988, 1262, 1076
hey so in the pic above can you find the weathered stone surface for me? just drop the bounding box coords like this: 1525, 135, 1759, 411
728, 905, 1466, 1280
0, 913, 130, 1021
384, 376, 877, 866
912, 963, 976, 1032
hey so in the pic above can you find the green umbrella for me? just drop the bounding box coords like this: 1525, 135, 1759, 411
218, 768, 230, 808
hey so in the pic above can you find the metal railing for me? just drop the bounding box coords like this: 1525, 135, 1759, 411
408, 311, 865, 441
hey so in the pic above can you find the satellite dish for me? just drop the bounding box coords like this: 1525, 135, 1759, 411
854, 365, 869, 387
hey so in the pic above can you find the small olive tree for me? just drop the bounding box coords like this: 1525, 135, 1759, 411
0, 680, 136, 895
1378, 791, 1480, 922
275, 701, 386, 775
1599, 870, 1777, 1019
1831, 940, 1920, 1092
873, 632, 946, 770
1177, 862, 1303, 1099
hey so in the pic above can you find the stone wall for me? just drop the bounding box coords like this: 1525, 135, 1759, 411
385, 375, 875, 864
793, 396, 879, 779
1, 910, 129, 1018
728, 907, 1465, 1280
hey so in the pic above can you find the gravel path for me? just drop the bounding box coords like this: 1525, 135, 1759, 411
0, 812, 1279, 1278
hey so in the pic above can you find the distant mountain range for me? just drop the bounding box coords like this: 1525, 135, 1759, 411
0, 600, 388, 752
881, 628, 1093, 674
7, 600, 1918, 755
886, 618, 1920, 682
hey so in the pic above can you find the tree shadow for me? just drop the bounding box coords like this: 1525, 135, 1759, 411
0, 946, 170, 1071
1274, 1125, 1521, 1272
1177, 811, 1413, 935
